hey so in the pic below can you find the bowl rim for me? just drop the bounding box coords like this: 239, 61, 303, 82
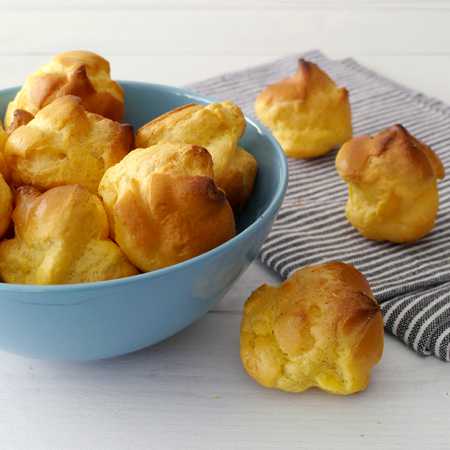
0, 81, 288, 292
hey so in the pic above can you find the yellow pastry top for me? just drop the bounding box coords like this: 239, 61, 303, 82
240, 262, 384, 395
136, 102, 257, 210
255, 59, 352, 159
336, 124, 445, 243
99, 142, 236, 272
0, 185, 138, 284
4, 50, 124, 126
5, 95, 133, 193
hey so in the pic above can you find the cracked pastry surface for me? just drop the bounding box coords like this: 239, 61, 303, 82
4, 50, 124, 126
135, 101, 257, 210
0, 185, 138, 284
98, 142, 236, 272
240, 262, 384, 395
255, 59, 352, 159
336, 124, 445, 243
0, 122, 8, 176
4, 95, 133, 193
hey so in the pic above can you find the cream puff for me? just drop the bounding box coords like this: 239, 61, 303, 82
240, 262, 384, 395
136, 102, 257, 210
5, 95, 133, 193
4, 50, 124, 126
0, 185, 138, 284
336, 124, 445, 243
255, 59, 352, 159
99, 142, 236, 272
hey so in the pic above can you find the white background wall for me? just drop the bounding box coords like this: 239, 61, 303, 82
1, 0, 450, 102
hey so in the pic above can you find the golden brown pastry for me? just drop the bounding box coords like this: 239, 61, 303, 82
5, 96, 133, 193
0, 124, 12, 238
0, 122, 8, 177
240, 262, 384, 395
99, 143, 236, 272
336, 124, 445, 243
6, 109, 34, 134
4, 50, 124, 126
0, 174, 12, 239
0, 185, 138, 285
135, 102, 257, 210
255, 59, 352, 159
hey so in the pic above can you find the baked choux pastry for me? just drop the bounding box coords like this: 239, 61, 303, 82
135, 102, 257, 210
4, 50, 124, 126
5, 96, 133, 193
0, 122, 8, 177
255, 59, 352, 159
240, 262, 384, 395
0, 174, 12, 239
0, 121, 6, 149
0, 124, 12, 238
336, 124, 445, 243
99, 143, 236, 272
0, 185, 138, 285
6, 109, 34, 134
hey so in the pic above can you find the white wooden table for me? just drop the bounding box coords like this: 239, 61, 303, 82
1, 1, 449, 449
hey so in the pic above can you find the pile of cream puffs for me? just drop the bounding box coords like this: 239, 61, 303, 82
0, 51, 257, 284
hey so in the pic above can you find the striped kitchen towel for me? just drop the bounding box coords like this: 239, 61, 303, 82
187, 50, 450, 361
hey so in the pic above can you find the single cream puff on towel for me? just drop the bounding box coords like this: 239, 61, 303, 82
336, 124, 445, 243
240, 262, 384, 395
5, 96, 133, 193
4, 50, 124, 126
255, 59, 352, 159
98, 143, 236, 272
0, 185, 138, 285
0, 124, 12, 238
135, 102, 257, 210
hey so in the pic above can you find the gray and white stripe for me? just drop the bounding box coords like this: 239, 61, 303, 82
188, 50, 450, 362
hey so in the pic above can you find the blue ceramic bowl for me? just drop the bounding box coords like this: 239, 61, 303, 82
0, 82, 287, 361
